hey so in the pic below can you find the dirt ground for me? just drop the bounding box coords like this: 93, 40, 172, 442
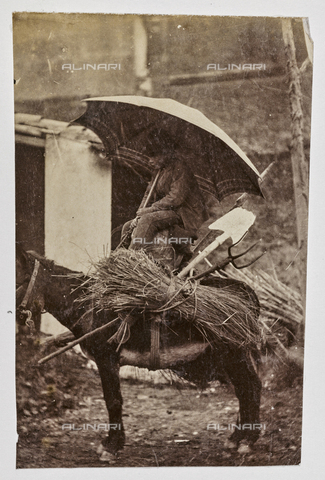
16, 338, 302, 469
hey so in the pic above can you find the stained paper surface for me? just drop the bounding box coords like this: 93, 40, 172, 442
14, 13, 312, 468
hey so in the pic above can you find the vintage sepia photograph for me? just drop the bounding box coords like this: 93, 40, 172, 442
13, 12, 312, 469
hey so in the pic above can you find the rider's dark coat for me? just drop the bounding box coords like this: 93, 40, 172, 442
141, 156, 208, 237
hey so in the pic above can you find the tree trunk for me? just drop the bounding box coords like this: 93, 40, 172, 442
282, 18, 309, 344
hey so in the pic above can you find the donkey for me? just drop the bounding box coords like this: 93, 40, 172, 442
16, 244, 262, 458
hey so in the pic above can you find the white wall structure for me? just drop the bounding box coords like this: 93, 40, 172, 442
44, 126, 112, 273
43, 126, 111, 335
16, 116, 112, 335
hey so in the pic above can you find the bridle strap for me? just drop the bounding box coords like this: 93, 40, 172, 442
19, 258, 40, 310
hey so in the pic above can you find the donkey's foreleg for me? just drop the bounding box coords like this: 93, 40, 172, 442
91, 346, 125, 454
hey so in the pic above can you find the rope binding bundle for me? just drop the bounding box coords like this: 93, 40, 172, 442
80, 248, 262, 350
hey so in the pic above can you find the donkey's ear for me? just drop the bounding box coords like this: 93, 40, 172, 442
16, 243, 29, 268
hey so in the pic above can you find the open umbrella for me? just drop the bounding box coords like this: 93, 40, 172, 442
74, 95, 263, 202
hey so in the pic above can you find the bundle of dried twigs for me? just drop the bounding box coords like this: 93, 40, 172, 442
80, 249, 261, 349
218, 265, 303, 355
220, 266, 302, 325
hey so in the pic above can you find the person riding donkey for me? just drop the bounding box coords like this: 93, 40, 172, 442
121, 129, 208, 263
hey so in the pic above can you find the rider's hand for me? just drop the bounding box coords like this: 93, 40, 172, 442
136, 207, 154, 217
130, 218, 138, 229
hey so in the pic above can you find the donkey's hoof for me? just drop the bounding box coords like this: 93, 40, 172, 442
224, 438, 238, 449
97, 442, 117, 462
96, 443, 105, 455
237, 440, 253, 455
99, 451, 117, 463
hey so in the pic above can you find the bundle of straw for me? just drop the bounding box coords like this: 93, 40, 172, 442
219, 265, 303, 356
82, 249, 261, 349
220, 266, 303, 329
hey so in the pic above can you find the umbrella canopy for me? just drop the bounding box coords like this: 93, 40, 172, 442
74, 96, 263, 201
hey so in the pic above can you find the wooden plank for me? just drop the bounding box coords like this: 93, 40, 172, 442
15, 114, 70, 135
38, 118, 70, 134
15, 133, 45, 148
15, 113, 103, 150
15, 124, 45, 138
15, 113, 43, 126
167, 66, 286, 86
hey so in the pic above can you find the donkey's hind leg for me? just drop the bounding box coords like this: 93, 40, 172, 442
223, 347, 262, 447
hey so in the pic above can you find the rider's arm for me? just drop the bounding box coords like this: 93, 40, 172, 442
150, 167, 191, 211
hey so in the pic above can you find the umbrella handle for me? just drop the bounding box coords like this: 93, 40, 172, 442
116, 169, 161, 250
142, 169, 161, 209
